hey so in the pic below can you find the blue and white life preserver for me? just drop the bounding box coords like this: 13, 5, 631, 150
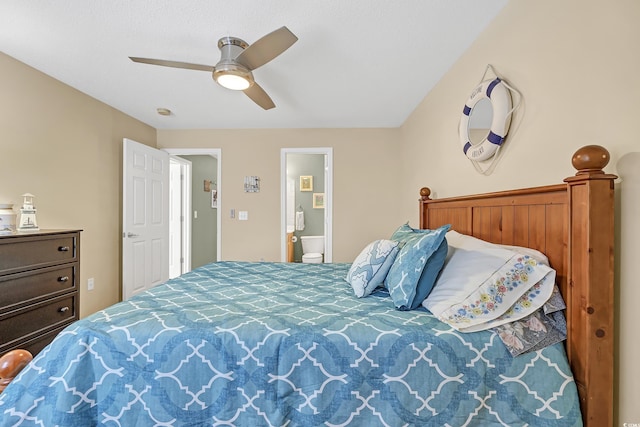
459, 78, 513, 162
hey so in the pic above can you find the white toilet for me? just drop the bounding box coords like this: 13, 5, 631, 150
301, 235, 324, 263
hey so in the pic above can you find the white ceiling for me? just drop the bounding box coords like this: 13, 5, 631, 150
0, 1, 507, 130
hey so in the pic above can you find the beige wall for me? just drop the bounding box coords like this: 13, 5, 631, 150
157, 128, 405, 263
0, 52, 156, 318
399, 0, 640, 423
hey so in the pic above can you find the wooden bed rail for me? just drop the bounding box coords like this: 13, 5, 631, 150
419, 145, 616, 427
0, 349, 33, 393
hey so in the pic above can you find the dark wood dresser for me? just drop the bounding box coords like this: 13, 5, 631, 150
0, 230, 81, 356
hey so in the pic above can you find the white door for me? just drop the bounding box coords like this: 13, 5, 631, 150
122, 138, 170, 300
169, 156, 191, 278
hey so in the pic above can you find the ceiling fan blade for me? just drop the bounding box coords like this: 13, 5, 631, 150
235, 26, 298, 71
129, 57, 214, 72
243, 83, 275, 110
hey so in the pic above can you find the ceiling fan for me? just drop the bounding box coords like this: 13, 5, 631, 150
129, 26, 298, 110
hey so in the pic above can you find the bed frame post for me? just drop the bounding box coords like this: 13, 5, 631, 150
0, 349, 33, 393
564, 145, 617, 427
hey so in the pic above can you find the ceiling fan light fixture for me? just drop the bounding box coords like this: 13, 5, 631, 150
213, 63, 253, 91
216, 73, 251, 91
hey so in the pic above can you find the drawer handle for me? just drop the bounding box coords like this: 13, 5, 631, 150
58, 246, 70, 252
58, 276, 70, 282
59, 306, 70, 313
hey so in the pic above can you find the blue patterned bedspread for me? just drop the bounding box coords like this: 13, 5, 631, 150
0, 262, 582, 426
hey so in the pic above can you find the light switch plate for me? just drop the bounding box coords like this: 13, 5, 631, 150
239, 211, 248, 221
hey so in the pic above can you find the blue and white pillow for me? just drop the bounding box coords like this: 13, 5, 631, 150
385, 223, 451, 310
346, 239, 400, 298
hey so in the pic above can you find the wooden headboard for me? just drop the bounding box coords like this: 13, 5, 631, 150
419, 145, 616, 427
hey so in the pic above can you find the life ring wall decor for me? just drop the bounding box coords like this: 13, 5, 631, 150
459, 77, 513, 162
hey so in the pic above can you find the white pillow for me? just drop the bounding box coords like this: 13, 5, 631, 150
422, 230, 555, 332
346, 239, 399, 298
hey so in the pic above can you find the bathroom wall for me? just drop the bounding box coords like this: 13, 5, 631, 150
287, 153, 325, 262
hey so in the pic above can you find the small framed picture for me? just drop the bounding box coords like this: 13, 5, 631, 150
211, 189, 218, 208
300, 176, 313, 192
312, 193, 325, 209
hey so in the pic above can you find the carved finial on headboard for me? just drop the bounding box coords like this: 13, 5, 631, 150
420, 187, 432, 201
571, 145, 610, 176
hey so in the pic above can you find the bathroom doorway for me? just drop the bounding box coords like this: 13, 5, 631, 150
280, 148, 333, 263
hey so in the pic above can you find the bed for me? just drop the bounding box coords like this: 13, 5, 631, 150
0, 145, 615, 426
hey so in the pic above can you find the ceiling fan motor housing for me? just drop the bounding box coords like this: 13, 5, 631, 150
213, 37, 254, 90
217, 36, 248, 51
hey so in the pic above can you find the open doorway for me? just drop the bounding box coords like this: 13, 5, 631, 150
165, 148, 222, 275
280, 148, 333, 263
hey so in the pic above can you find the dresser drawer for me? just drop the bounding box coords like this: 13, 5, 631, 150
0, 264, 77, 311
0, 294, 77, 348
0, 325, 66, 357
0, 233, 78, 275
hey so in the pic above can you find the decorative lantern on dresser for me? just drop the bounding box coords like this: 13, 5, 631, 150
0, 229, 81, 357
17, 193, 39, 232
